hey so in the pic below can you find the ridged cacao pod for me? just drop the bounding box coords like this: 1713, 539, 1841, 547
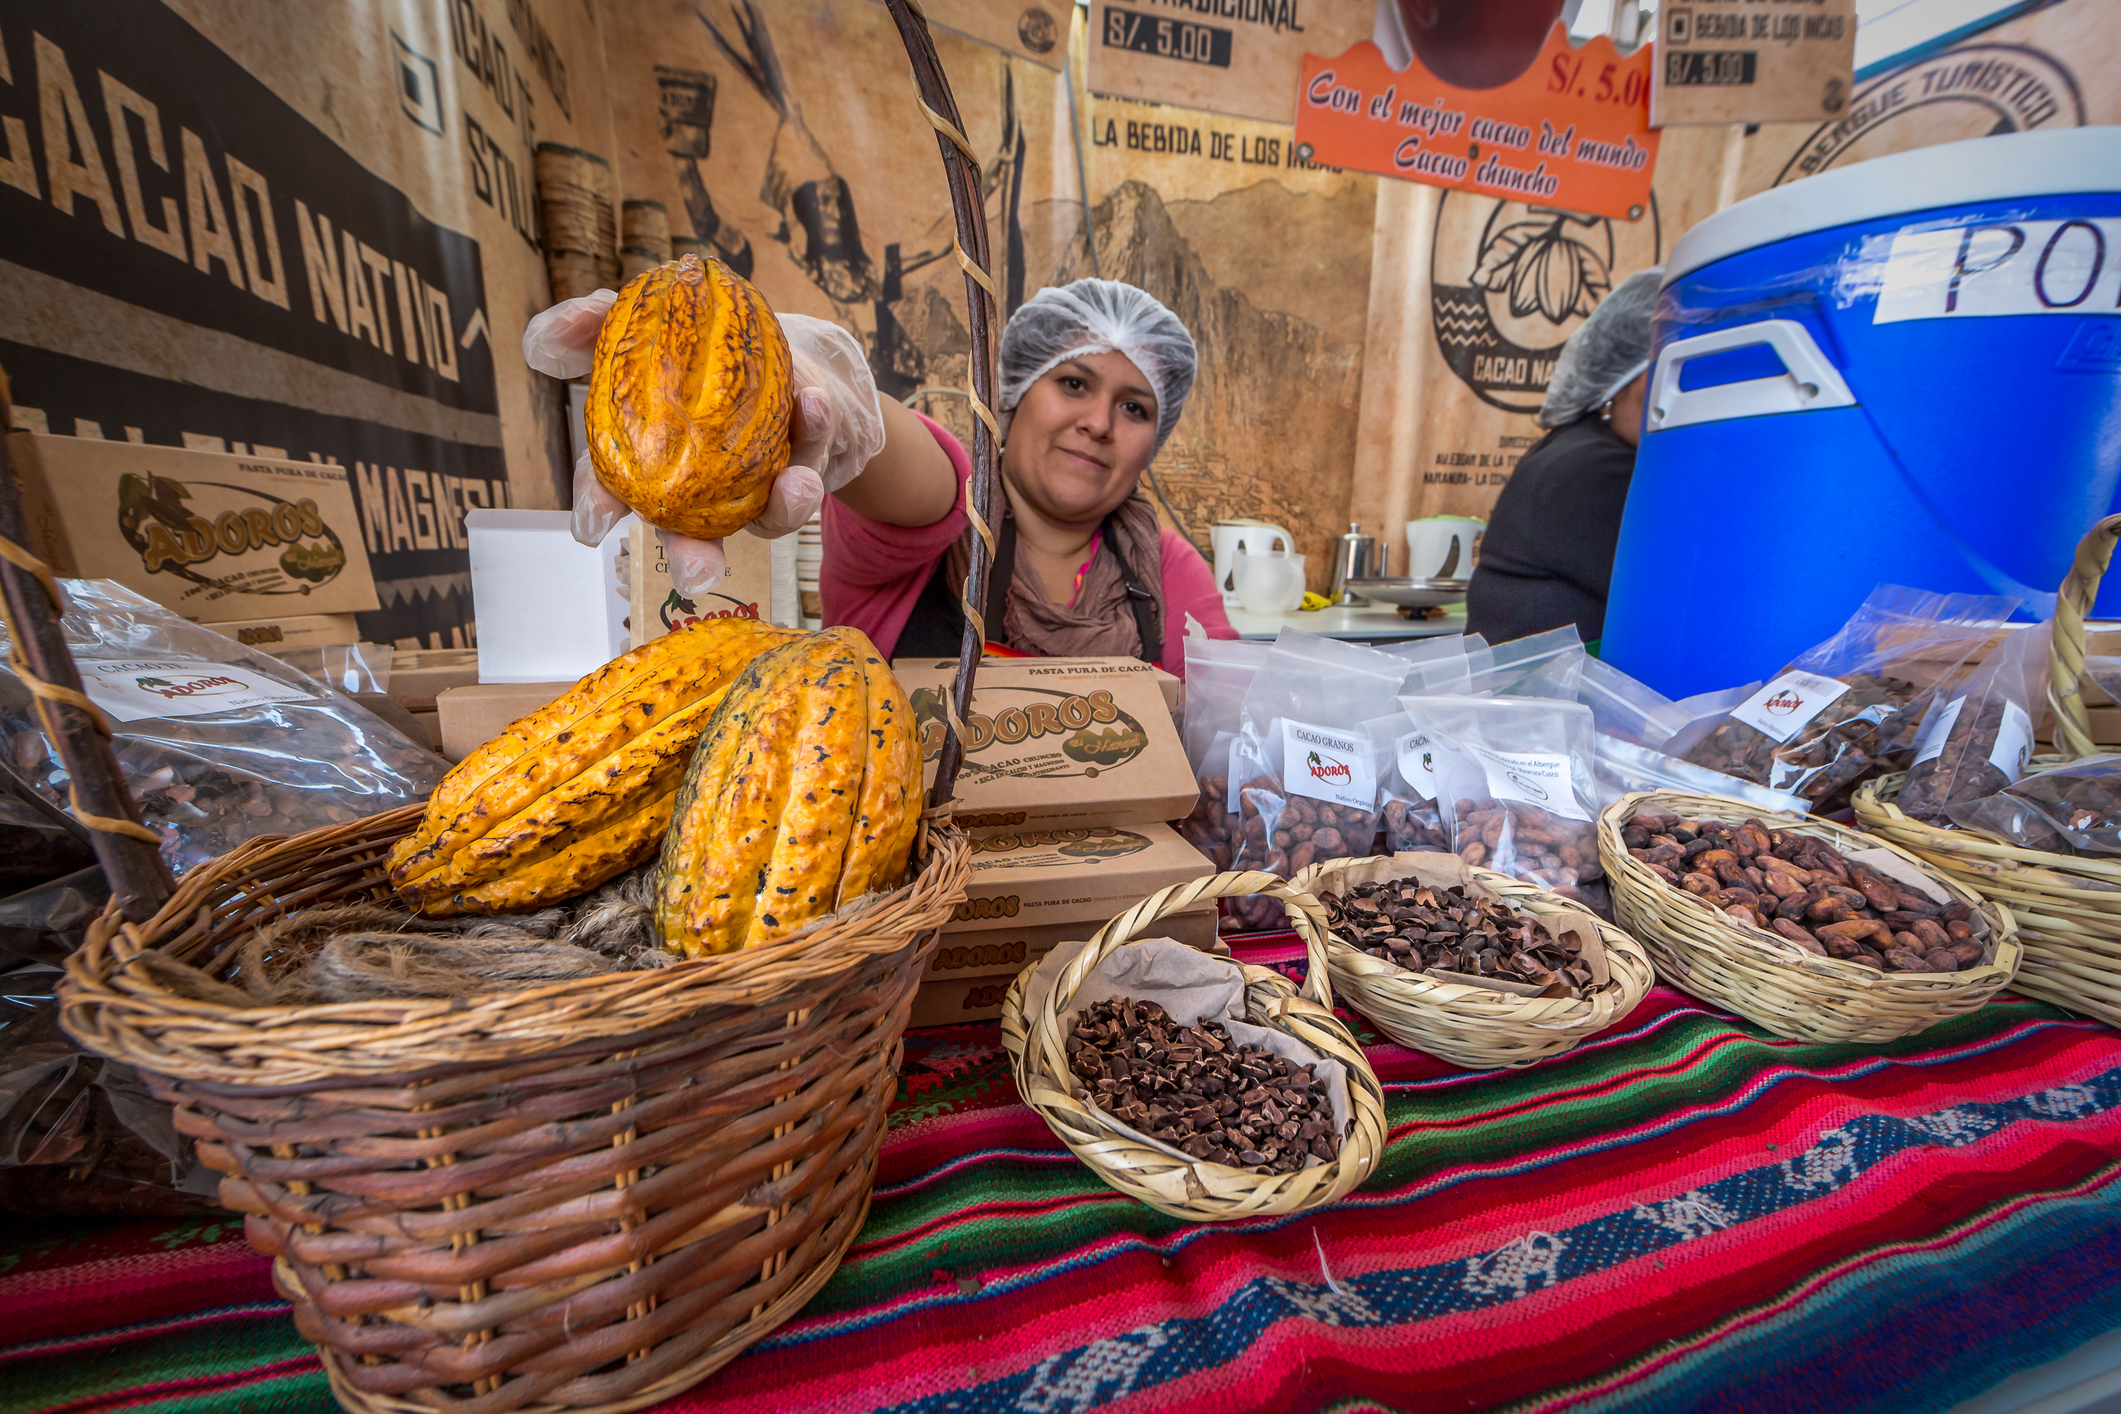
586, 254, 793, 541
388, 616, 799, 916
655, 627, 922, 957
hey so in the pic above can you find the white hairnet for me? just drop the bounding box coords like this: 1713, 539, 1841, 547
1539, 266, 1663, 429
998, 279, 1198, 454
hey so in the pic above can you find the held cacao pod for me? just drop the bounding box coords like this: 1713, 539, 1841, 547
388, 616, 799, 916
655, 627, 922, 957
586, 254, 794, 541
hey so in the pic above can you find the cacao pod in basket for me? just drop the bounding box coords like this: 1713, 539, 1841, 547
388, 615, 798, 914
587, 253, 795, 540
657, 627, 922, 956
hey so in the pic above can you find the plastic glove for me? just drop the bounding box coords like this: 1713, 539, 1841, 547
779, 314, 885, 494
521, 289, 616, 379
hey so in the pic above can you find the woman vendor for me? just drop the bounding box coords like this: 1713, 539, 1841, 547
1465, 266, 1661, 648
523, 277, 1233, 674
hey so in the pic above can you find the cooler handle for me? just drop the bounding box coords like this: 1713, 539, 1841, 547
1645, 319, 1857, 432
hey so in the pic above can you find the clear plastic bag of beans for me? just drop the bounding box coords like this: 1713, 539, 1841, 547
0, 580, 445, 877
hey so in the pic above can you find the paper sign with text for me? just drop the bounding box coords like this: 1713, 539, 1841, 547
1087, 0, 1373, 125
1650, 0, 1857, 128
1293, 28, 1659, 220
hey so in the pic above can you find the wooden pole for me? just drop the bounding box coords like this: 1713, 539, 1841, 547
882, 0, 1001, 813
0, 371, 174, 920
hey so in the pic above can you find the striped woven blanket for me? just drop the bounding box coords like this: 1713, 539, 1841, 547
6, 943, 2120, 1414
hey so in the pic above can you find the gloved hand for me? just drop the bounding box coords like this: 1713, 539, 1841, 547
522, 286, 885, 598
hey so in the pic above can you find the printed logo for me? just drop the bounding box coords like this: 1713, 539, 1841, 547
911, 685, 1145, 775
119, 473, 349, 596
1504, 769, 1549, 801
1762, 689, 1807, 716
1430, 190, 1662, 412
1306, 749, 1353, 784
659, 587, 761, 633
133, 673, 244, 701
1018, 6, 1058, 54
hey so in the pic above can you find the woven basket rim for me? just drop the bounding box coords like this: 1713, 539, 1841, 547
1000, 870, 1389, 1220
1854, 771, 2121, 893
1288, 851, 1656, 1019
1601, 789, 2022, 996
58, 807, 971, 1085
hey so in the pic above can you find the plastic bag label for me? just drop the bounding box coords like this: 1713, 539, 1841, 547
1990, 700, 2034, 782
1912, 696, 1965, 767
1395, 729, 1441, 801
1282, 718, 1375, 811
78, 657, 317, 724
1729, 670, 1850, 745
1465, 744, 1591, 822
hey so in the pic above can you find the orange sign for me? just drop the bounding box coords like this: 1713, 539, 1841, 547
1293, 26, 1659, 220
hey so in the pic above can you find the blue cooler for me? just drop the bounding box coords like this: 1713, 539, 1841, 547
1602, 127, 2121, 699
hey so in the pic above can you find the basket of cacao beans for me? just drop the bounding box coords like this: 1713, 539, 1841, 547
999, 871, 1387, 1221
1288, 852, 1655, 1068
1601, 790, 2019, 1044
1856, 513, 2121, 1029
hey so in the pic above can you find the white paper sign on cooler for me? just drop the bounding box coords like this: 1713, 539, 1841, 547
1281, 718, 1376, 812
1729, 669, 1851, 745
1463, 744, 1591, 823
1396, 729, 1442, 801
1990, 701, 2035, 781
1911, 696, 1965, 767
1874, 219, 2121, 326
78, 657, 316, 724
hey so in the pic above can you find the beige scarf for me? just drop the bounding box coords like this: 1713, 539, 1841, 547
944, 493, 1165, 660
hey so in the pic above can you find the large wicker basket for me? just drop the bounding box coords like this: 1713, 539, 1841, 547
61, 805, 968, 1414
999, 872, 1387, 1221
1855, 514, 2121, 1028
1600, 790, 2020, 1044
1289, 852, 1656, 1069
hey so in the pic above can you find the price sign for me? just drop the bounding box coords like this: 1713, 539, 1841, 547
1292, 25, 1659, 220
1650, 0, 1858, 127
1086, 0, 1372, 126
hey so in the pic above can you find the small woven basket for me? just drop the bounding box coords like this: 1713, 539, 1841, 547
1288, 852, 1656, 1069
1600, 790, 2020, 1044
1855, 513, 2121, 1028
999, 871, 1387, 1221
61, 806, 967, 1414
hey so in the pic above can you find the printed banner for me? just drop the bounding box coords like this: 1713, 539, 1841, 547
1294, 26, 1660, 220
1650, 0, 1857, 128
1085, 0, 1372, 125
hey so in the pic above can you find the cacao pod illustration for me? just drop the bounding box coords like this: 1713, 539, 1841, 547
656, 627, 921, 957
388, 616, 799, 915
586, 253, 794, 541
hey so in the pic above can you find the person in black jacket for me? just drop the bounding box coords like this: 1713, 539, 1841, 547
1466, 267, 1662, 648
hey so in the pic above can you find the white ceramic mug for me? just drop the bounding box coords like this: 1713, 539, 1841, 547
1233, 548, 1306, 615
1212, 519, 1295, 606
1404, 516, 1485, 580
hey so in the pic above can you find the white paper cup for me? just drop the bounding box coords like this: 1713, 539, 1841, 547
1405, 518, 1483, 580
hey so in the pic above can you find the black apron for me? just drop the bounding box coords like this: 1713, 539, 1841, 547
893, 512, 1163, 665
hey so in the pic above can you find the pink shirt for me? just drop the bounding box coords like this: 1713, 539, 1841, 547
821, 412, 1237, 675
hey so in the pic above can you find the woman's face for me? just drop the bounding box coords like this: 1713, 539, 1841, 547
1002, 351, 1161, 528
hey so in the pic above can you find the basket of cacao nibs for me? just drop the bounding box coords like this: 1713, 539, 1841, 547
1289, 852, 1655, 1069
1000, 870, 1386, 1221
1600, 790, 2019, 1044
1855, 513, 2121, 1029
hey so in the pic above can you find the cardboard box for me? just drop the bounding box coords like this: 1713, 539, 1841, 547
627, 520, 773, 648
925, 904, 1217, 984
389, 648, 482, 711
467, 509, 627, 683
437, 681, 568, 761
9, 431, 379, 621
208, 613, 363, 651
950, 819, 1214, 931
890, 657, 1200, 832
909, 974, 1020, 1029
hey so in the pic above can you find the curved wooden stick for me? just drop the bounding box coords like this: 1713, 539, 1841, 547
881, 0, 1001, 812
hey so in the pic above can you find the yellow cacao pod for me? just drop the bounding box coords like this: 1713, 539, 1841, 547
655, 627, 922, 957
585, 254, 793, 541
388, 615, 799, 915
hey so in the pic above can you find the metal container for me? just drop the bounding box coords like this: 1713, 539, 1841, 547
1327, 522, 1378, 606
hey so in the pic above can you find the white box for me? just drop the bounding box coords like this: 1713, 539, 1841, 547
466, 509, 629, 683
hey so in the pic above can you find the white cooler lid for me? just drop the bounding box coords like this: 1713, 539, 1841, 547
1664, 126, 2121, 286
